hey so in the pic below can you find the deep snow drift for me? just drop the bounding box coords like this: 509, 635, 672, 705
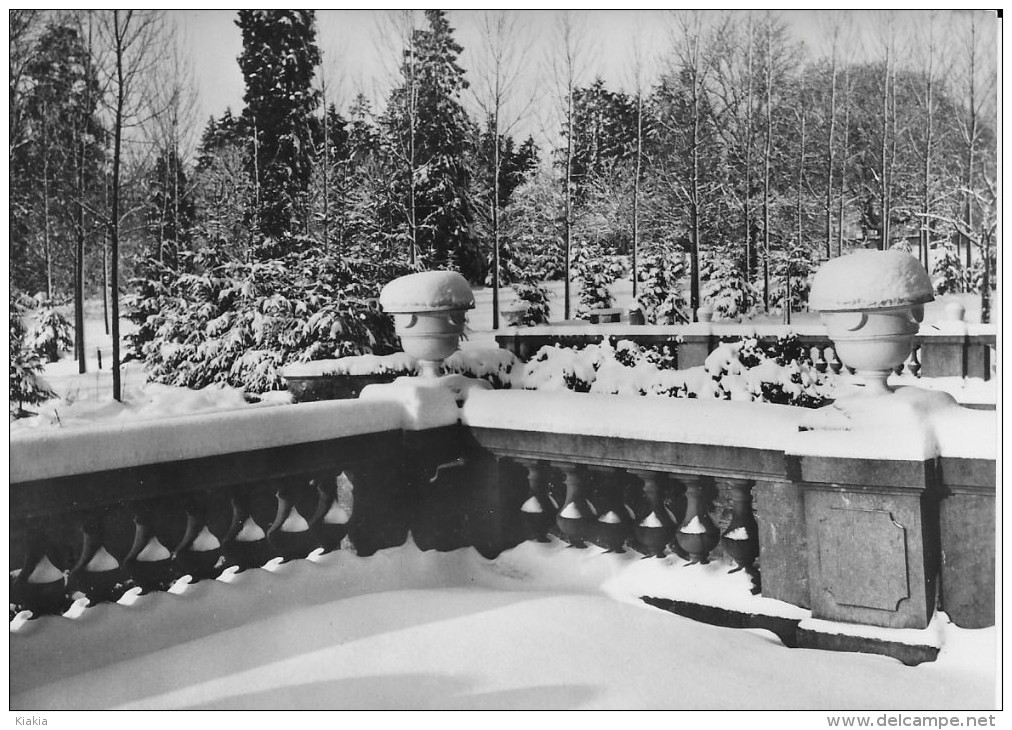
10, 540, 995, 710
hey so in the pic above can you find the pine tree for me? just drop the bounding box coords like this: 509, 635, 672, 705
236, 10, 321, 249
383, 10, 479, 278
145, 149, 195, 270
9, 290, 53, 417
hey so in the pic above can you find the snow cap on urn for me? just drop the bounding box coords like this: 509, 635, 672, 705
810, 249, 933, 313
810, 250, 934, 396
379, 270, 475, 313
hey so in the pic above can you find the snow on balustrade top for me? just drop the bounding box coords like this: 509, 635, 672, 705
379, 270, 475, 313
461, 389, 806, 451
792, 386, 997, 462
9, 398, 407, 484
282, 352, 418, 378
809, 250, 934, 312
280, 348, 518, 381
462, 386, 996, 462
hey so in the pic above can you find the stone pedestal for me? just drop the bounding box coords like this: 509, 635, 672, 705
794, 456, 938, 629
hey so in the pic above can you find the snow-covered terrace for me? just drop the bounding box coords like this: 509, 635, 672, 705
10, 378, 997, 709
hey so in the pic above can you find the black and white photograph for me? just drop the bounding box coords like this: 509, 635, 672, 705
8, 8, 1000, 715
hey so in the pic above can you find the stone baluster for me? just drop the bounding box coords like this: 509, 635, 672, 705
220, 489, 268, 571
554, 462, 595, 548
67, 511, 126, 605
123, 504, 176, 592
812, 345, 829, 374
675, 475, 720, 565
516, 458, 556, 543
589, 466, 632, 553
173, 497, 224, 580
11, 521, 70, 617
719, 478, 760, 584
630, 470, 677, 558
908, 344, 922, 378
307, 471, 349, 554
267, 478, 316, 562
827, 346, 843, 375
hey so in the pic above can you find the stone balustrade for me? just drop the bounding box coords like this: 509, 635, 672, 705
495, 323, 994, 381
9, 384, 996, 664
9, 399, 461, 619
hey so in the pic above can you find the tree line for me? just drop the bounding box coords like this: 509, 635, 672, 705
8, 10, 998, 399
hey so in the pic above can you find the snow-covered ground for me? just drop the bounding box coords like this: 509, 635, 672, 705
10, 539, 996, 710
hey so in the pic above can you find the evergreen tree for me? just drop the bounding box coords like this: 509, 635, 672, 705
9, 290, 53, 417
236, 10, 321, 248
12, 20, 104, 297
145, 149, 195, 270
637, 247, 689, 324
383, 10, 479, 278
472, 123, 538, 284
570, 78, 637, 201
931, 242, 964, 295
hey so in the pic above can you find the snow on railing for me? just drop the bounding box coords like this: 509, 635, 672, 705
10, 398, 406, 484
10, 379, 995, 654
461, 387, 997, 637
9, 395, 460, 622
495, 323, 995, 381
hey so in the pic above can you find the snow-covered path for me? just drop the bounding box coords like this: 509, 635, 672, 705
10, 541, 995, 710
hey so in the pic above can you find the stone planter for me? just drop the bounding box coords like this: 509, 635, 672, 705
810, 250, 934, 396
380, 271, 475, 378
286, 373, 402, 403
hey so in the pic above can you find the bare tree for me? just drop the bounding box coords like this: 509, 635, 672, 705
146, 30, 198, 267
709, 11, 757, 297
625, 28, 651, 302
98, 9, 167, 401
818, 12, 843, 260
472, 10, 534, 329
667, 9, 724, 319
874, 12, 898, 251
376, 10, 421, 265
548, 11, 590, 321
952, 11, 997, 272
906, 11, 945, 273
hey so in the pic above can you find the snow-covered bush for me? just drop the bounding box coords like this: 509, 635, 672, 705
931, 243, 964, 295
124, 258, 176, 363
443, 347, 520, 389
769, 247, 815, 316
636, 248, 688, 324
703, 335, 831, 408
131, 236, 413, 393
965, 250, 996, 294
10, 290, 53, 417
515, 335, 832, 408
702, 248, 757, 321
512, 281, 551, 326
573, 242, 624, 319
26, 299, 74, 363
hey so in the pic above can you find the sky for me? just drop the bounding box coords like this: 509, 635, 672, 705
171, 9, 997, 151
171, 9, 830, 146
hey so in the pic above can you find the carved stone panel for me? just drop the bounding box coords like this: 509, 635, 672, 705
818, 507, 909, 612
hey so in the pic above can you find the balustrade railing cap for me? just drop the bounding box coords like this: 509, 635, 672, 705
380, 271, 475, 313
810, 250, 934, 313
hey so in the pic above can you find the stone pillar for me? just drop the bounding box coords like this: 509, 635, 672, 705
794, 455, 939, 629
753, 479, 810, 608
938, 457, 995, 628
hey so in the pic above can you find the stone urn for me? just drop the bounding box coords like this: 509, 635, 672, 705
379, 271, 475, 378
810, 250, 933, 395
